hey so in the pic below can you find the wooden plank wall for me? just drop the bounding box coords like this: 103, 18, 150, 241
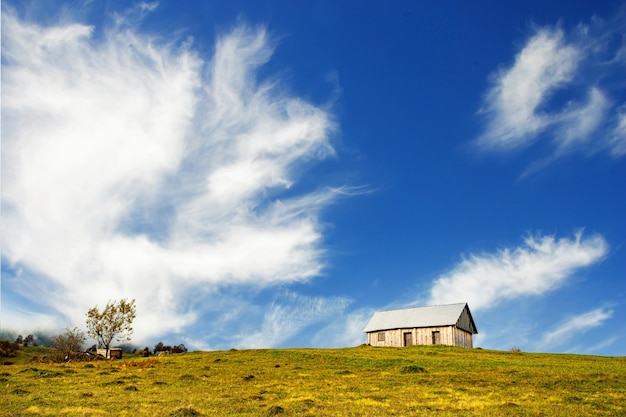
367, 326, 473, 348
456, 306, 476, 334
453, 328, 473, 348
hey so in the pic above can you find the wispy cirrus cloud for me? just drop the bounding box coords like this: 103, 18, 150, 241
475, 13, 626, 172
312, 308, 373, 347
477, 28, 581, 150
1, 5, 344, 343
609, 105, 626, 156
234, 292, 352, 348
428, 231, 608, 311
540, 307, 613, 349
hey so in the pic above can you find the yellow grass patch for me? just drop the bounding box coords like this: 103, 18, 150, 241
60, 407, 106, 415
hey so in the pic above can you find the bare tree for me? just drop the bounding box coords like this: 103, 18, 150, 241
51, 327, 86, 362
86, 299, 136, 359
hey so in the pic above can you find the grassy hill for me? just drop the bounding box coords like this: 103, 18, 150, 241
1, 345, 624, 416
2, 345, 53, 366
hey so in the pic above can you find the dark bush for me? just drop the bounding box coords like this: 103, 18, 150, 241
0, 340, 19, 358
170, 407, 202, 416
400, 365, 426, 374
268, 405, 284, 415
172, 344, 187, 354
154, 342, 164, 353
12, 388, 30, 395
23, 335, 34, 347
154, 342, 187, 355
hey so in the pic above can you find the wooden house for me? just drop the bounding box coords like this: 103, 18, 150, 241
96, 347, 123, 359
364, 303, 478, 348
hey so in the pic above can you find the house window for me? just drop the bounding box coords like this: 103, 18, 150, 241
377, 332, 385, 342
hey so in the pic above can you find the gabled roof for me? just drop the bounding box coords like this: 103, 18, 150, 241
363, 303, 478, 334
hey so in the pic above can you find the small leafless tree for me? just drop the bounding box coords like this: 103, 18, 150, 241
51, 327, 86, 362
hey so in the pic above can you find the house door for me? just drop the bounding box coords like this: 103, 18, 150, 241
432, 331, 440, 345
403, 332, 413, 346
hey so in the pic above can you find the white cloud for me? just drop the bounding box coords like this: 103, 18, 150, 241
428, 232, 608, 311
234, 292, 352, 348
1, 6, 341, 343
477, 28, 580, 150
540, 308, 613, 348
581, 336, 619, 354
311, 308, 373, 347
1, 302, 65, 333
476, 15, 626, 171
609, 105, 626, 156
554, 88, 609, 152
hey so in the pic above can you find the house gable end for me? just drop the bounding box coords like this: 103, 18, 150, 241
455, 304, 478, 334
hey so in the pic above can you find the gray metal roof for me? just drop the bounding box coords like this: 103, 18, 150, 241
363, 303, 475, 333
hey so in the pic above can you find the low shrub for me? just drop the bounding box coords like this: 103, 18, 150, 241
170, 408, 202, 417
268, 405, 284, 415
400, 365, 426, 374
0, 340, 19, 358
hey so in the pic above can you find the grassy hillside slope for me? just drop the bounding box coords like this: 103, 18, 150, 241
1, 345, 625, 416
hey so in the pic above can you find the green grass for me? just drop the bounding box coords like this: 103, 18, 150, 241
1, 345, 625, 416
1, 345, 52, 366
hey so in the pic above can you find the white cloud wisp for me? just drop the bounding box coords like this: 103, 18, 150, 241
540, 308, 613, 349
1, 8, 342, 343
476, 15, 626, 168
478, 28, 581, 150
233, 292, 352, 348
428, 232, 608, 311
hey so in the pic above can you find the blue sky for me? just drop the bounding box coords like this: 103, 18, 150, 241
1, 0, 625, 355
